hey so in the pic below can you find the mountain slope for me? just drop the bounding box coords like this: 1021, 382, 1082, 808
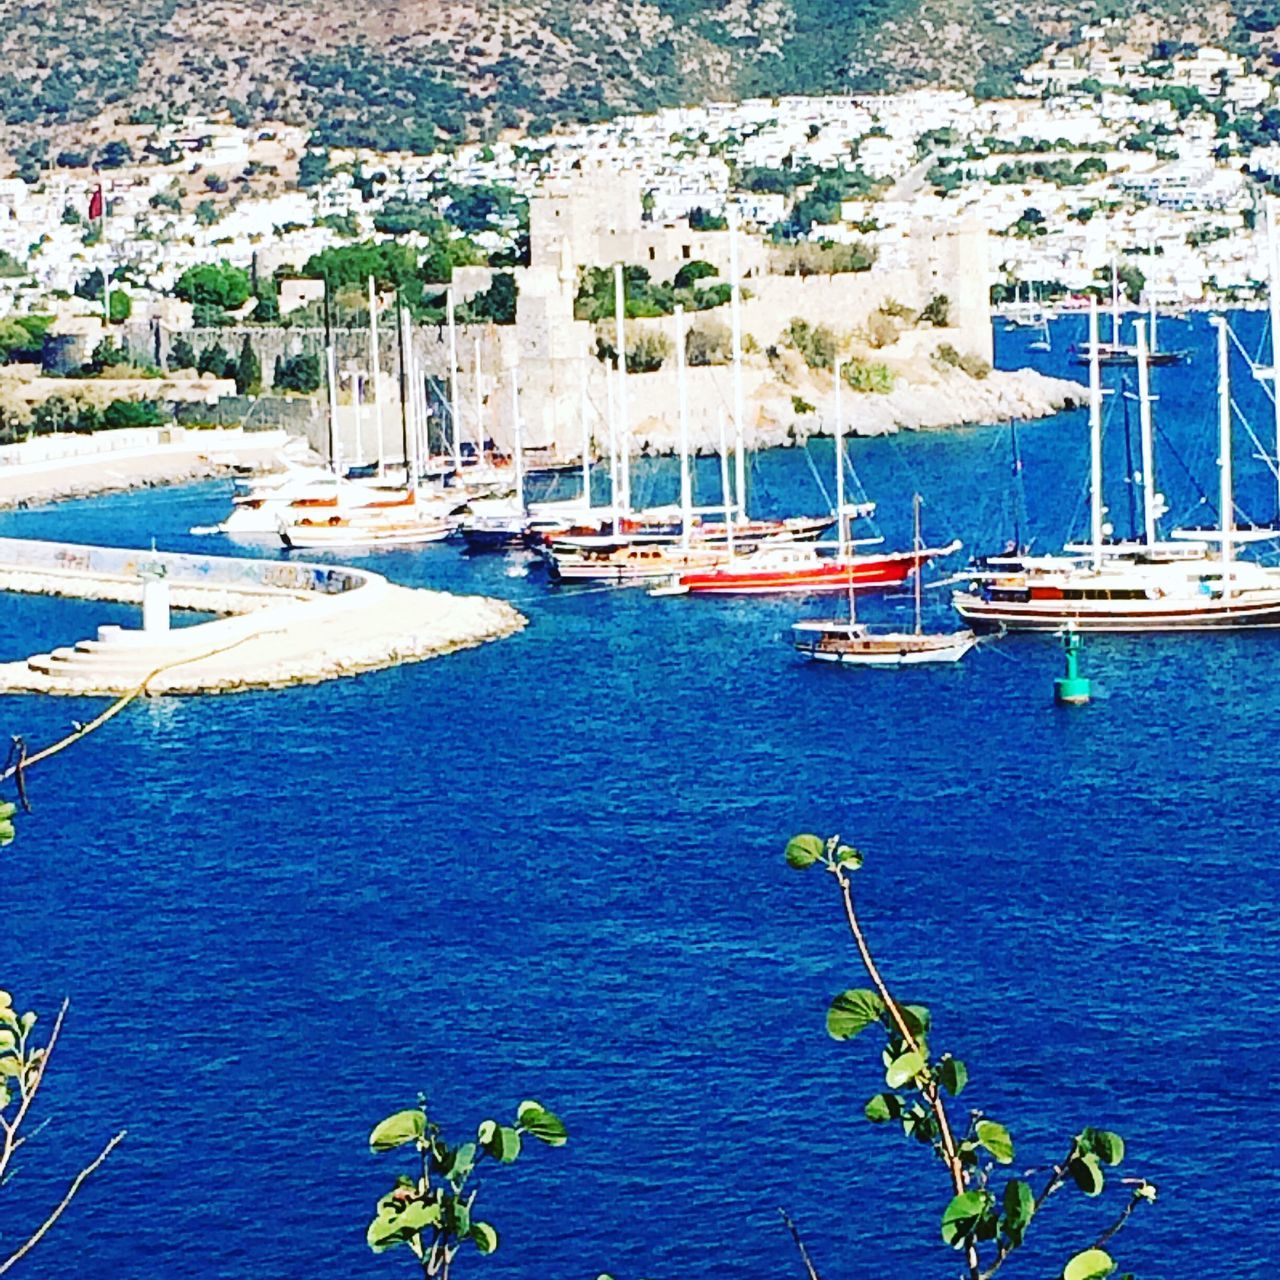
0, 0, 1257, 153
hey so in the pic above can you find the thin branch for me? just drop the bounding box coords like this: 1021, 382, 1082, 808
834, 866, 979, 1280
0, 1129, 126, 1274
0, 1000, 69, 1186
778, 1207, 823, 1280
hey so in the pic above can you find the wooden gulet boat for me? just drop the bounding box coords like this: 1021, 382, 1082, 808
792, 496, 976, 665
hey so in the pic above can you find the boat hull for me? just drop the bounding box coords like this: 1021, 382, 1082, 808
680, 553, 919, 596
952, 590, 1280, 632
793, 624, 977, 665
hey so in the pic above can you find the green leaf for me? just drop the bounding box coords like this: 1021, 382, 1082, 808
863, 1092, 901, 1124
482, 1123, 521, 1163
470, 1221, 499, 1255
976, 1119, 1014, 1165
0, 802, 15, 821
941, 1189, 993, 1248
885, 1050, 925, 1089
366, 1199, 441, 1253
899, 1004, 932, 1037
369, 1109, 425, 1153
1001, 1178, 1035, 1245
1070, 1152, 1105, 1196
1063, 1247, 1116, 1280
834, 844, 863, 869
938, 1057, 968, 1097
441, 1141, 476, 1185
785, 834, 825, 869
517, 1100, 568, 1146
1080, 1127, 1125, 1166
826, 989, 885, 1040
0, 822, 14, 848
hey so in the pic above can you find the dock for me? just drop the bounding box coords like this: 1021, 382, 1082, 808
0, 538, 524, 696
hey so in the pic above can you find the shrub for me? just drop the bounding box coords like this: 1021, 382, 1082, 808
783, 318, 839, 370
274, 353, 323, 394
842, 360, 895, 394
864, 312, 899, 350
935, 343, 990, 379
685, 318, 732, 367
770, 240, 878, 277
103, 399, 167, 429
918, 294, 951, 327
594, 323, 673, 373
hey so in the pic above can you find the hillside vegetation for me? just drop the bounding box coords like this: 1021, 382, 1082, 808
0, 0, 1265, 153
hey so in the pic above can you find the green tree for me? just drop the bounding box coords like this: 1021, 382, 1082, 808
197, 341, 231, 378
175, 262, 252, 312
365, 1097, 565, 1275
234, 335, 261, 395
0, 989, 126, 1268
782, 834, 1155, 1280
108, 290, 131, 324
98, 139, 133, 168
274, 353, 322, 394
194, 200, 219, 228
168, 336, 197, 371
459, 273, 517, 325
297, 149, 330, 188
87, 337, 129, 374
103, 399, 167, 429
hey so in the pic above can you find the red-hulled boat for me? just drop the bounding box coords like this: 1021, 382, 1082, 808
675, 540, 961, 595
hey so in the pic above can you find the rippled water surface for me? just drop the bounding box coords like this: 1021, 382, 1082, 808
2, 317, 1276, 1280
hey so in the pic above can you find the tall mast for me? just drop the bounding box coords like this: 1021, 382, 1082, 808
729, 206, 747, 520
368, 277, 385, 476
396, 300, 411, 488
613, 263, 631, 516
834, 357, 847, 559
1088, 298, 1105, 569
1110, 256, 1121, 347
352, 370, 365, 467
1268, 197, 1280, 518
446, 286, 462, 474
510, 369, 525, 517
1148, 289, 1158, 356
605, 360, 618, 521
718, 409, 735, 560
473, 337, 485, 467
323, 284, 341, 478
579, 366, 592, 511
1214, 316, 1234, 591
675, 305, 692, 549
913, 493, 923, 636
1134, 318, 1157, 546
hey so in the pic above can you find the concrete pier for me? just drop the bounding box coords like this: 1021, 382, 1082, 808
0, 538, 524, 696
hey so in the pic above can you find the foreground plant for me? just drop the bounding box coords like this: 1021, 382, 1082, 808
785, 834, 1155, 1280
0, 990, 126, 1272
366, 1097, 566, 1278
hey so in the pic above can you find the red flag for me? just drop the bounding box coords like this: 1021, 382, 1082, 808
88, 186, 103, 221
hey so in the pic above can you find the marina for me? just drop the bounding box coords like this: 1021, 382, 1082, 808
3, 314, 1279, 1280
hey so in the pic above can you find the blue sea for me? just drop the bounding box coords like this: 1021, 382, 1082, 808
2, 313, 1277, 1280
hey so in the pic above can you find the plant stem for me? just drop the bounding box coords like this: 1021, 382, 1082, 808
835, 866, 980, 1280
778, 1207, 823, 1280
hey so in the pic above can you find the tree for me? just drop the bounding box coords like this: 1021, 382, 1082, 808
175, 262, 252, 312
673, 260, 719, 290
460, 273, 517, 325
87, 337, 129, 374
687, 207, 728, 231
197, 341, 231, 378
274, 353, 322, 394
194, 200, 219, 227
108, 290, 131, 324
297, 149, 330, 188
234, 335, 261, 396
782, 834, 1155, 1280
102, 399, 167, 429
0, 989, 126, 1270
365, 1096, 565, 1276
98, 139, 133, 169
168, 336, 197, 371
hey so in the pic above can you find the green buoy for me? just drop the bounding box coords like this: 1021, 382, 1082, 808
1055, 629, 1091, 705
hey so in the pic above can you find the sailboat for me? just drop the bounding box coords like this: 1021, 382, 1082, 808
955, 304, 1280, 631
792, 496, 977, 665
671, 356, 958, 596
1070, 272, 1189, 368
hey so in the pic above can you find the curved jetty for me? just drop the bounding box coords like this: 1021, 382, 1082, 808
0, 538, 524, 696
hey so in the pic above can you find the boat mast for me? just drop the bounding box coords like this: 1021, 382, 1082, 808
473, 337, 485, 468
579, 366, 592, 511
718, 409, 735, 560
323, 284, 342, 479
447, 287, 462, 475
613, 263, 631, 516
1268, 196, 1280, 519
1134, 318, 1158, 546
1088, 298, 1105, 569
368, 276, 385, 477
675, 304, 692, 549
1110, 256, 1122, 347
834, 356, 847, 559
511, 368, 525, 517
396, 299, 412, 489
605, 360, 618, 522
1148, 289, 1158, 356
913, 493, 923, 636
1214, 316, 1234, 591
729, 206, 747, 521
